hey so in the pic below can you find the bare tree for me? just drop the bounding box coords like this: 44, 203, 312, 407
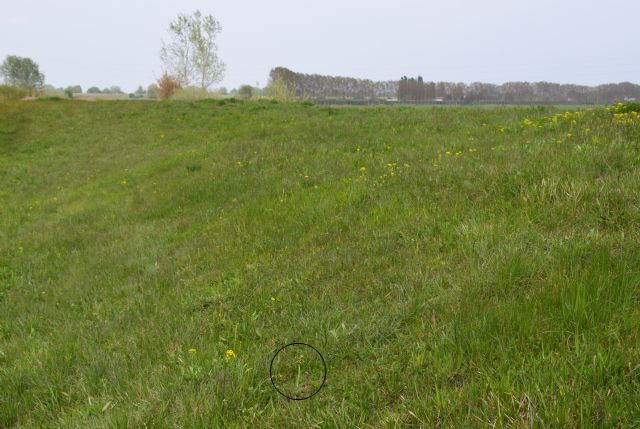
160, 11, 225, 90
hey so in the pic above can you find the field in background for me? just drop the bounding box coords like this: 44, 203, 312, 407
1, 99, 639, 427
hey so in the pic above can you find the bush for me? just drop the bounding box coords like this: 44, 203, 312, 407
0, 85, 30, 100
171, 86, 218, 100
41, 85, 64, 98
611, 101, 640, 114
237, 85, 254, 100
155, 74, 181, 100
267, 78, 296, 102
35, 96, 63, 102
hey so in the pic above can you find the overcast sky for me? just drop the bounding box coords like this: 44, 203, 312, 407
1, 0, 639, 92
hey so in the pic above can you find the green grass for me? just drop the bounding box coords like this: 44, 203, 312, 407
1, 99, 639, 428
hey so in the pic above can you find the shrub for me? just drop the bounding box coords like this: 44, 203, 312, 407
171, 86, 217, 100
0, 85, 30, 100
41, 85, 64, 98
267, 78, 296, 102
611, 101, 640, 114
237, 85, 254, 100
155, 74, 181, 100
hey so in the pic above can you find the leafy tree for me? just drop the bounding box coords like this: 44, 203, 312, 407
237, 85, 253, 100
135, 85, 145, 97
147, 84, 158, 99
0, 55, 45, 90
87, 87, 101, 94
160, 10, 225, 90
65, 85, 82, 94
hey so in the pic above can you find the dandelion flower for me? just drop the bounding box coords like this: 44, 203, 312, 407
188, 348, 197, 354
359, 166, 366, 172
225, 349, 236, 361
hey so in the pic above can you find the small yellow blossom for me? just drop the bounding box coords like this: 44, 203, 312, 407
225, 349, 236, 361
271, 296, 276, 302
188, 348, 197, 354
359, 166, 366, 172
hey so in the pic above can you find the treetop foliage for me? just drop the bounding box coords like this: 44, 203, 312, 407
0, 55, 45, 90
160, 10, 225, 90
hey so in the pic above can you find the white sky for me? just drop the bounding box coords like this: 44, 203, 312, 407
1, 0, 639, 92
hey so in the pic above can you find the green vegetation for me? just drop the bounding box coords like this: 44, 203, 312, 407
0, 85, 30, 101
0, 99, 639, 427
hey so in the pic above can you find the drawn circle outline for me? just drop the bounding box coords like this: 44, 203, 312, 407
269, 342, 327, 400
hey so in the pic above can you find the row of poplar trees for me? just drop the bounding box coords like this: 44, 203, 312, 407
270, 67, 640, 104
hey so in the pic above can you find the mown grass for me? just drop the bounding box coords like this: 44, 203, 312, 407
0, 99, 639, 428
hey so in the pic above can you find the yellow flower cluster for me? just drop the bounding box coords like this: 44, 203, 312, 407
378, 162, 410, 182
613, 111, 639, 124
225, 349, 236, 361
549, 110, 584, 125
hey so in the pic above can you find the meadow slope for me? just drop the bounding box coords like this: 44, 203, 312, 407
1, 99, 639, 427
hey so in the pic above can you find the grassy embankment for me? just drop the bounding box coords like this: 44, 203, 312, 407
1, 99, 639, 427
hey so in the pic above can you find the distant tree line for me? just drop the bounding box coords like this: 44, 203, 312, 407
270, 67, 396, 100
400, 79, 640, 104
270, 67, 640, 104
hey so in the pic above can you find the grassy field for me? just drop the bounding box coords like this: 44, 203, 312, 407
0, 98, 639, 428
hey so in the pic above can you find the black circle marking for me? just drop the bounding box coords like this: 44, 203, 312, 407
269, 342, 327, 400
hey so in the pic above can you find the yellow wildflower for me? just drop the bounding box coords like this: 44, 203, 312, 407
188, 348, 197, 354
225, 349, 236, 361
